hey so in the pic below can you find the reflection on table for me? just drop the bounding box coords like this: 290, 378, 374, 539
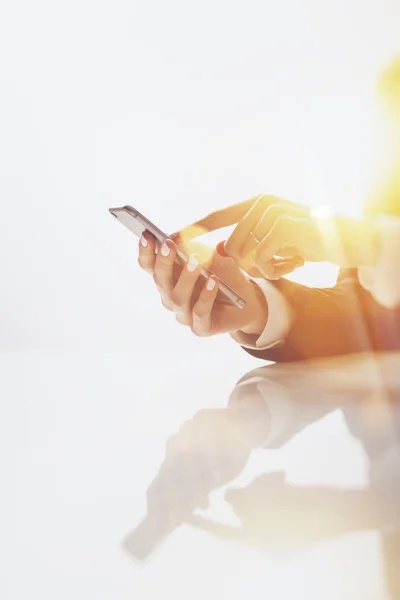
124, 353, 400, 599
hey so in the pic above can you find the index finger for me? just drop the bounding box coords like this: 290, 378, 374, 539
172, 196, 260, 244
173, 194, 303, 243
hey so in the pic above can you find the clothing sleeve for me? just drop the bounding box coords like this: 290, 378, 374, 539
230, 278, 294, 350
228, 371, 336, 449
243, 269, 400, 363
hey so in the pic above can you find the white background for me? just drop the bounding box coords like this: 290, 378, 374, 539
1, 0, 399, 598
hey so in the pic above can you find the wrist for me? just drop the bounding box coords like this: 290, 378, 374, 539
239, 280, 269, 336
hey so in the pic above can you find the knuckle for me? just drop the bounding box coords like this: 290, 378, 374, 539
254, 194, 266, 209
170, 292, 184, 310
192, 307, 203, 320
161, 297, 173, 310
175, 312, 190, 326
152, 273, 163, 288
258, 194, 278, 211
190, 326, 203, 337
191, 322, 210, 338
193, 298, 208, 319
138, 256, 149, 270
276, 215, 292, 231
265, 204, 286, 221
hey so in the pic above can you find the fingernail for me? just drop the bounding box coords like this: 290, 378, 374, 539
186, 255, 199, 272
206, 277, 216, 291
216, 241, 228, 256
161, 242, 170, 257
140, 234, 148, 247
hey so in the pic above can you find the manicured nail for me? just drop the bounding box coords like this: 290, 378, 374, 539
140, 234, 148, 247
206, 277, 216, 291
161, 242, 170, 257
186, 255, 199, 272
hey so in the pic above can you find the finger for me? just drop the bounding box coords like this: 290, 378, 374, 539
224, 200, 309, 268
173, 197, 261, 243
175, 196, 309, 243
191, 276, 219, 336
272, 260, 301, 278
170, 255, 201, 326
257, 257, 305, 280
174, 194, 299, 243
253, 205, 309, 241
223, 196, 267, 261
241, 204, 309, 259
244, 257, 286, 278
138, 231, 157, 273
255, 217, 295, 266
153, 239, 177, 298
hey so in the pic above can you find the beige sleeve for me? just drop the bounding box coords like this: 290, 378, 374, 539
231, 278, 294, 350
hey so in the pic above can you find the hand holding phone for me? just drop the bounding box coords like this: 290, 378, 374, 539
109, 205, 270, 338
109, 205, 245, 308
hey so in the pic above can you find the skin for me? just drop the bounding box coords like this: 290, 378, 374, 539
175, 195, 381, 277
137, 230, 270, 338
138, 231, 276, 337
138, 196, 381, 339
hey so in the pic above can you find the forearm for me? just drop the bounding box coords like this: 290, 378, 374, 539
241, 272, 400, 362
245, 275, 372, 362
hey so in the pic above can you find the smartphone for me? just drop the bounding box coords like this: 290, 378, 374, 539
109, 205, 246, 309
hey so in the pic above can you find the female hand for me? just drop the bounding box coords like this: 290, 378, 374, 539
137, 232, 269, 337
174, 195, 381, 278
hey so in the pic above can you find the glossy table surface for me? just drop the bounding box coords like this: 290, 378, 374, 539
2, 2, 400, 597
2, 350, 399, 600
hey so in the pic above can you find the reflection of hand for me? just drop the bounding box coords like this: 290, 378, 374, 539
187, 472, 374, 555
187, 472, 372, 556
174, 195, 381, 278
137, 234, 268, 337
123, 397, 270, 560
146, 409, 255, 528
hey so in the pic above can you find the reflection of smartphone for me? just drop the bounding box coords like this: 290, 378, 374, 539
109, 205, 246, 309
121, 515, 178, 562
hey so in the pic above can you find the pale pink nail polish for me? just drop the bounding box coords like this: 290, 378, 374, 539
161, 242, 170, 257
140, 234, 148, 247
206, 277, 216, 291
